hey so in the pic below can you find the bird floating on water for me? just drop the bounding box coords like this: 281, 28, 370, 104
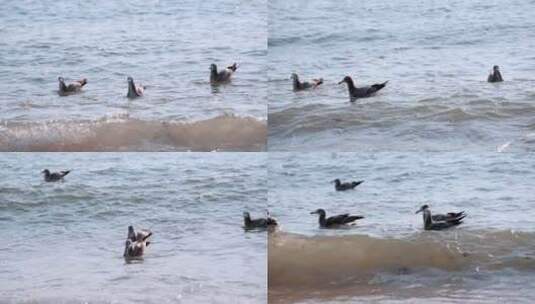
243, 211, 278, 230
58, 77, 87, 96
487, 65, 503, 83
332, 179, 364, 191
415, 204, 466, 231
338, 76, 388, 101
123, 225, 152, 259
310, 208, 364, 228
291, 73, 323, 91
210, 63, 238, 84
127, 76, 145, 98
41, 169, 70, 182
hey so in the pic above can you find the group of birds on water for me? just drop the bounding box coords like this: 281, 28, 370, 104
292, 65, 504, 102
40, 169, 467, 259
57, 62, 238, 98
243, 178, 467, 231
58, 62, 503, 104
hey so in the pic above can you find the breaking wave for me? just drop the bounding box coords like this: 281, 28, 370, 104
0, 115, 266, 151
269, 230, 535, 290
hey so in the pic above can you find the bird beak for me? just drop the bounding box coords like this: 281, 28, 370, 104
338, 80, 344, 84
415, 208, 423, 214
310, 211, 318, 215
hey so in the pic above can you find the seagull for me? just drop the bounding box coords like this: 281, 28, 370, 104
332, 179, 364, 191
58, 77, 87, 96
41, 169, 70, 182
123, 225, 152, 259
243, 211, 278, 230
127, 76, 145, 98
210, 63, 238, 84
291, 73, 323, 91
487, 65, 503, 83
338, 76, 388, 101
310, 209, 364, 228
415, 204, 466, 231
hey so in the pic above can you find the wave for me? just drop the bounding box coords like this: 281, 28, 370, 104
268, 102, 532, 137
269, 230, 535, 290
0, 115, 266, 151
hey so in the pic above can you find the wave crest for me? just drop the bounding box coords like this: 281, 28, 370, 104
269, 230, 535, 290
0, 115, 266, 151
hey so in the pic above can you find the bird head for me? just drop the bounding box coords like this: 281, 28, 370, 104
310, 209, 325, 216
415, 204, 430, 214
338, 76, 352, 85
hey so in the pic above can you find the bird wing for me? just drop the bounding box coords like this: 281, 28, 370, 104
74, 79, 87, 87
369, 81, 388, 94
312, 78, 323, 86
135, 84, 144, 95
326, 214, 350, 225
351, 180, 364, 188
130, 242, 144, 257
446, 214, 466, 223
343, 215, 364, 224
136, 230, 152, 241
251, 218, 268, 228
266, 217, 278, 226
301, 81, 313, 89
219, 69, 233, 81
66, 83, 82, 91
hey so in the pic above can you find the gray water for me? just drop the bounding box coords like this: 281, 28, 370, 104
0, 0, 266, 151
268, 0, 535, 152
268, 152, 535, 303
0, 153, 267, 303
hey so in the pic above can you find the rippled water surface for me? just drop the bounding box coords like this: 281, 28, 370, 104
0, 153, 267, 303
0, 0, 266, 151
268, 152, 535, 303
268, 0, 535, 151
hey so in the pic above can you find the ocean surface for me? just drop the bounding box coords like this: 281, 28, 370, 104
0, 153, 267, 303
268, 152, 535, 303
268, 0, 535, 152
0, 0, 266, 151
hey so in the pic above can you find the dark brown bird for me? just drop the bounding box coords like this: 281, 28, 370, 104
415, 205, 466, 231
243, 211, 278, 230
210, 63, 238, 84
127, 76, 145, 98
58, 77, 87, 96
338, 76, 387, 101
487, 65, 503, 83
291, 73, 323, 91
41, 169, 70, 182
332, 179, 364, 191
123, 226, 152, 259
310, 209, 364, 228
